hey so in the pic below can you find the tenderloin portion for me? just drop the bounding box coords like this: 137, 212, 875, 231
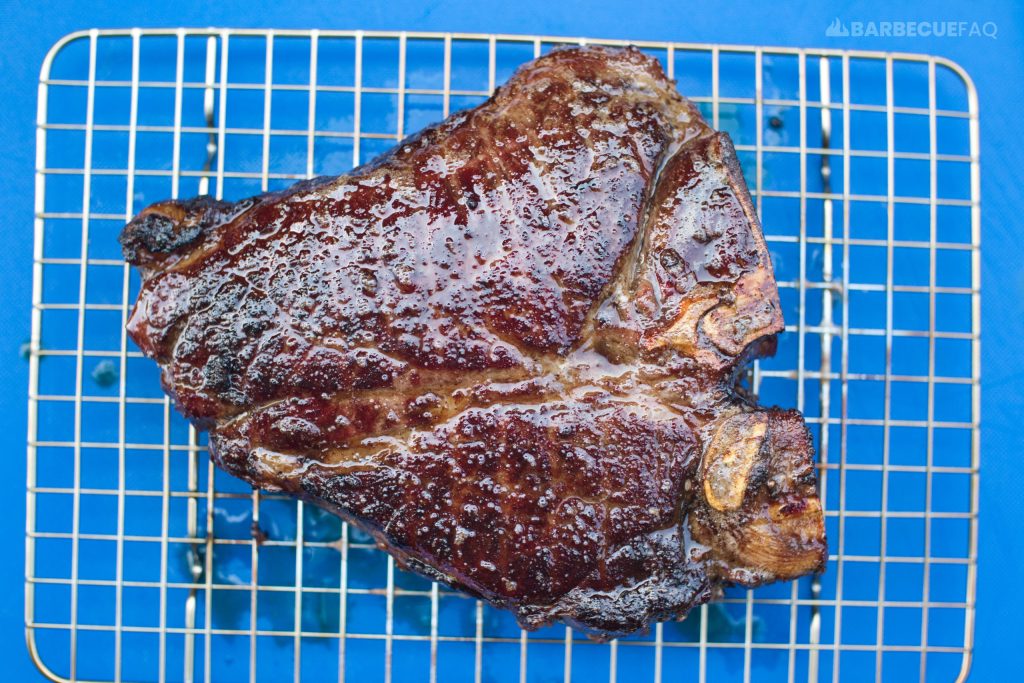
122, 45, 825, 638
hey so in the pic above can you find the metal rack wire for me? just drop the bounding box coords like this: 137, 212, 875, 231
25, 29, 980, 683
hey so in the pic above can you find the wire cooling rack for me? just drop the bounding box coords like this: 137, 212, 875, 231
25, 28, 980, 683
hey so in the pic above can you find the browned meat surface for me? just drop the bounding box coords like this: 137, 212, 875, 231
121, 45, 825, 638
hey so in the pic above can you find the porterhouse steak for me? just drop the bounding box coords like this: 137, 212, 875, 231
121, 45, 826, 638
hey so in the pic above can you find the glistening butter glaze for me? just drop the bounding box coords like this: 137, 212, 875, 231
121, 46, 825, 638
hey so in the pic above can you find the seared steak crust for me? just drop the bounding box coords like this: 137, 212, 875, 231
122, 46, 825, 638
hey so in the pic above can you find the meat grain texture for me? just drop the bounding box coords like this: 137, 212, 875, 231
121, 46, 826, 638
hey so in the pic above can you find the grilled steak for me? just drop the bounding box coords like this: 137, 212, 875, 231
121, 45, 825, 638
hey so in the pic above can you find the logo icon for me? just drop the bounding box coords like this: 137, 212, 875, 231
826, 18, 850, 37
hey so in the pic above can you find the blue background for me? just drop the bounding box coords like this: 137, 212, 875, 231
1, 1, 1020, 680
